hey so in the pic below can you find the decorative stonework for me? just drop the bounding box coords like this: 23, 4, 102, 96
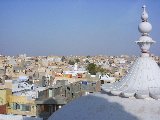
101, 5, 160, 99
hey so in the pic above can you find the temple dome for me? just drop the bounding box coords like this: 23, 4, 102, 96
48, 92, 160, 120
102, 5, 160, 100
101, 56, 160, 99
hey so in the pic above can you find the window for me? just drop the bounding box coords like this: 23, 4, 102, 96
40, 105, 44, 112
44, 105, 50, 112
13, 104, 16, 110
22, 105, 25, 111
49, 89, 52, 97
40, 105, 50, 112
25, 106, 30, 111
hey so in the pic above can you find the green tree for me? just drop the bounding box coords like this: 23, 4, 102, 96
87, 63, 97, 75
99, 68, 108, 75
61, 56, 65, 62
87, 63, 109, 75
85, 59, 90, 63
68, 60, 75, 65
75, 59, 80, 63
86, 55, 90, 58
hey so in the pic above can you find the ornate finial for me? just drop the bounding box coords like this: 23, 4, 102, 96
136, 5, 155, 55
141, 5, 148, 21
139, 5, 152, 36
142, 5, 146, 9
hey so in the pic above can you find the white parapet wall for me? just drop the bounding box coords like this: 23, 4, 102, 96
0, 114, 43, 120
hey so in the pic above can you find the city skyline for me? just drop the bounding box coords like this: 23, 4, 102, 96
1, 0, 160, 57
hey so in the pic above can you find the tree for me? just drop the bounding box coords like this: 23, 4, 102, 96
68, 60, 75, 65
87, 63, 109, 75
75, 59, 80, 63
85, 59, 90, 63
86, 55, 90, 58
61, 56, 66, 62
99, 68, 108, 75
87, 63, 97, 75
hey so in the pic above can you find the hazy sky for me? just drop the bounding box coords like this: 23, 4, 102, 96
0, 0, 160, 57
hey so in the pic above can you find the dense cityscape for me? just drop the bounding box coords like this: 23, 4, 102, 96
1, 1, 160, 120
0, 53, 159, 119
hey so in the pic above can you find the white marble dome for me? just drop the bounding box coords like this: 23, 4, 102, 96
48, 92, 160, 120
138, 22, 152, 33
101, 55, 160, 99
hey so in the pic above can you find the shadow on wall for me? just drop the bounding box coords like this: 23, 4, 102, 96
48, 91, 139, 120
38, 98, 59, 120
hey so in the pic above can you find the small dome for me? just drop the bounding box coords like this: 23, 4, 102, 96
48, 92, 160, 120
138, 22, 152, 33
138, 36, 152, 42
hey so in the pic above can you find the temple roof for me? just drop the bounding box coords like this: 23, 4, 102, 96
101, 5, 160, 100
48, 92, 160, 120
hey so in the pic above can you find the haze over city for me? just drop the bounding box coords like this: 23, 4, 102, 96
1, 0, 160, 57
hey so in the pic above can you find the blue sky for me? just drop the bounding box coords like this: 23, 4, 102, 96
0, 0, 160, 57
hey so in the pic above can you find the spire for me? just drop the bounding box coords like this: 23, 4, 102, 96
74, 63, 78, 71
136, 5, 155, 56
141, 5, 148, 21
